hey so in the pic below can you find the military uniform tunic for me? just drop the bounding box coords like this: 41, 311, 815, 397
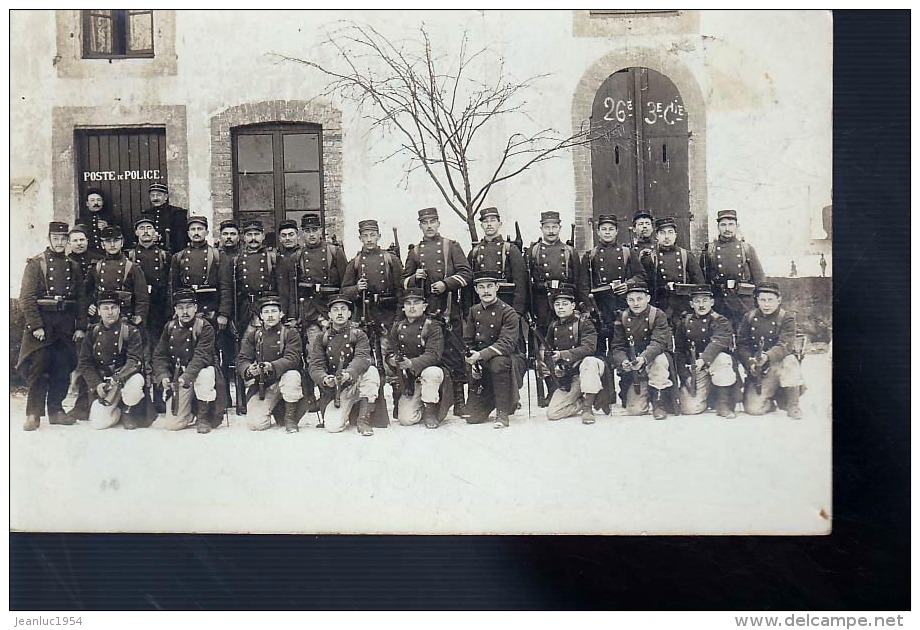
278, 241, 348, 327
145, 204, 189, 254
18, 248, 88, 417
169, 243, 232, 317
526, 239, 580, 329
387, 317, 444, 373
231, 247, 279, 333
341, 247, 405, 331
69, 250, 103, 278
639, 244, 704, 323
700, 236, 765, 327
736, 307, 802, 414
127, 244, 171, 340
77, 321, 145, 392
467, 236, 528, 315
609, 305, 676, 408
546, 315, 597, 369
84, 253, 151, 324
578, 242, 635, 352
462, 299, 525, 418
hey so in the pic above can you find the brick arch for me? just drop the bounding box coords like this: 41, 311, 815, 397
209, 100, 343, 240
571, 51, 707, 250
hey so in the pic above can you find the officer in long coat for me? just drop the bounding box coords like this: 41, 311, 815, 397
151, 289, 228, 433
699, 209, 766, 329
736, 282, 804, 419
402, 207, 473, 414
84, 225, 150, 327
609, 281, 677, 420
461, 271, 526, 429
637, 216, 705, 326
77, 291, 148, 430
674, 284, 738, 418
17, 221, 88, 430
145, 182, 189, 254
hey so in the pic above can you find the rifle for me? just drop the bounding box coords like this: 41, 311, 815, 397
333, 366, 343, 408
529, 322, 568, 393
523, 242, 548, 406
169, 363, 183, 416
749, 337, 767, 395
686, 341, 698, 398
98, 362, 142, 407
626, 335, 647, 395
794, 333, 808, 364
232, 260, 248, 415
389, 227, 402, 260
441, 317, 483, 396
567, 223, 576, 248
512, 221, 524, 254
255, 333, 266, 402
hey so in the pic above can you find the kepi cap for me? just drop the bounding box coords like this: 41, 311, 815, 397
149, 182, 169, 194
358, 219, 379, 233
402, 288, 426, 302
690, 284, 714, 297
96, 290, 120, 305
242, 219, 264, 233
717, 209, 738, 222
257, 295, 283, 310
49, 221, 69, 235
100, 225, 123, 240
478, 207, 501, 221
278, 219, 298, 232
172, 288, 197, 304
551, 283, 577, 302
219, 219, 239, 231
187, 215, 208, 228
755, 282, 781, 297
540, 211, 561, 224
596, 214, 618, 227
326, 293, 353, 309
632, 210, 654, 223
417, 207, 439, 221
655, 217, 677, 231
624, 280, 650, 295
300, 214, 321, 228
473, 270, 502, 284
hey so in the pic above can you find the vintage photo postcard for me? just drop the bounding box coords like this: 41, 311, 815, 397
9, 10, 832, 534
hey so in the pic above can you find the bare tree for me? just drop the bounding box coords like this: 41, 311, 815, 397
275, 21, 623, 242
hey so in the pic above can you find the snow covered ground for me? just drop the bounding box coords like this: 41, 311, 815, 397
9, 354, 831, 535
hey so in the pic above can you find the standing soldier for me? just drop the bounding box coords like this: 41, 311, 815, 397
145, 182, 189, 254
84, 225, 150, 328
217, 219, 242, 259
736, 282, 804, 419
385, 288, 449, 429
77, 291, 147, 430
17, 221, 87, 430
402, 207, 473, 415
461, 272, 526, 429
275, 219, 301, 262
543, 284, 607, 425
237, 295, 304, 432
342, 219, 404, 330
609, 281, 677, 420
467, 207, 527, 316
231, 219, 280, 337
308, 294, 380, 436
126, 214, 171, 411
78, 188, 111, 255
169, 216, 232, 338
628, 209, 656, 268
674, 285, 738, 418
152, 289, 227, 434
578, 214, 635, 355
699, 209, 765, 329
638, 216, 704, 326
278, 213, 349, 408
525, 210, 580, 405
67, 224, 103, 277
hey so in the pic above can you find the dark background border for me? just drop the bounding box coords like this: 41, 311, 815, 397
10, 9, 910, 611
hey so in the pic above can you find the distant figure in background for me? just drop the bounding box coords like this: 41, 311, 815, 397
819, 253, 827, 277
790, 260, 797, 277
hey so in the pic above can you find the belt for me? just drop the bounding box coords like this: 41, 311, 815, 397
36, 296, 75, 312
297, 283, 339, 295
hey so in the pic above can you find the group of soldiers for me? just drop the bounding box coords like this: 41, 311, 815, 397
17, 182, 808, 434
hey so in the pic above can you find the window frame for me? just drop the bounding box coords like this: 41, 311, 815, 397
231, 122, 326, 236
82, 9, 155, 59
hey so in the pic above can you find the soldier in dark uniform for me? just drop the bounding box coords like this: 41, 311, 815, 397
609, 281, 677, 420
342, 219, 404, 330
152, 289, 228, 434
67, 223, 103, 277
231, 219, 281, 339
278, 213, 348, 408
84, 225, 150, 328
217, 219, 242, 259
402, 207, 473, 414
736, 282, 804, 419
275, 219, 301, 262
628, 209, 656, 268
638, 216, 704, 326
699, 209, 766, 329
543, 284, 607, 425
78, 188, 111, 255
674, 284, 738, 418
237, 295, 305, 432
77, 291, 147, 430
145, 182, 189, 254
126, 214, 172, 411
308, 294, 381, 436
462, 271, 526, 429
17, 221, 88, 430
467, 206, 528, 316
385, 288, 449, 429
578, 213, 636, 356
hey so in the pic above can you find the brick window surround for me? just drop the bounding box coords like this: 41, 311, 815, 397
210, 101, 343, 242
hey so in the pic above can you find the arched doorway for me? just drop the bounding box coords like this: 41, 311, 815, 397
590, 67, 691, 248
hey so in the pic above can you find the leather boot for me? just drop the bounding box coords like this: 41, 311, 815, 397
493, 409, 510, 429
49, 410, 76, 426
422, 401, 440, 429
650, 388, 668, 420
197, 401, 214, 434
283, 401, 300, 433
356, 397, 374, 436
452, 382, 468, 417
581, 393, 597, 425
23, 415, 40, 431
545, 378, 558, 401
714, 386, 737, 419
784, 386, 803, 420
153, 384, 167, 414
122, 405, 139, 430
